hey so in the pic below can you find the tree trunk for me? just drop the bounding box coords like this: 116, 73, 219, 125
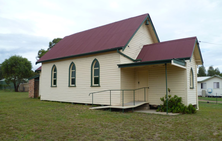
13, 81, 18, 92
16, 83, 20, 92
13, 81, 19, 92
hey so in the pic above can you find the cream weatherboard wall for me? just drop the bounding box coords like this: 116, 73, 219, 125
147, 65, 187, 105
120, 22, 154, 64
39, 51, 121, 105
119, 64, 188, 106
120, 68, 135, 104
186, 54, 198, 106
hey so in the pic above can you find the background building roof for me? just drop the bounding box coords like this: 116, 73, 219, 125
197, 76, 222, 82
197, 76, 211, 82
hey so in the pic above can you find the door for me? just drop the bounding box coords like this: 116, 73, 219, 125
136, 71, 148, 101
34, 80, 39, 98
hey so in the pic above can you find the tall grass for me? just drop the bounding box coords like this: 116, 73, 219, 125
0, 91, 222, 140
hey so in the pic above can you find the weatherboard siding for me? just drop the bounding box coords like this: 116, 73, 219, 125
134, 70, 149, 102
121, 22, 153, 62
198, 77, 222, 96
119, 65, 187, 106
39, 51, 121, 105
120, 68, 135, 104
186, 55, 198, 105
147, 65, 187, 105
119, 55, 134, 64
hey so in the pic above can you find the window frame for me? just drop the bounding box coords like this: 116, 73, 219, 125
190, 68, 194, 89
201, 82, 206, 89
213, 82, 220, 89
51, 65, 57, 87
69, 62, 76, 87
91, 59, 100, 87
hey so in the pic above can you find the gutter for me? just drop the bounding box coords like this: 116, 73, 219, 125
36, 47, 123, 64
118, 57, 190, 68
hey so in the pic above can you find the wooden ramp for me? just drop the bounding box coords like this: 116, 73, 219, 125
90, 101, 148, 110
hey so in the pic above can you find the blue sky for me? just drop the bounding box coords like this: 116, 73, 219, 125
0, 0, 222, 72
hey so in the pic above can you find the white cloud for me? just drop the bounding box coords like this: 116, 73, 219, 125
0, 0, 222, 72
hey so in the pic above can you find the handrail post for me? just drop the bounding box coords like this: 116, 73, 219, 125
92, 94, 93, 107
110, 90, 111, 106
144, 87, 146, 102
133, 90, 135, 106
122, 90, 124, 107
165, 63, 168, 115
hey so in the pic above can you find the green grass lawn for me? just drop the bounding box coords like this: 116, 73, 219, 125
1, 91, 222, 141
199, 96, 222, 102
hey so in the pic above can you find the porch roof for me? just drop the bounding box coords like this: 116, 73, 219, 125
118, 58, 187, 68
118, 59, 172, 68
136, 37, 203, 63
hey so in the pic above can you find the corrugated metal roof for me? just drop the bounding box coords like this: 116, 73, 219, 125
37, 14, 149, 63
197, 76, 210, 82
137, 37, 197, 62
35, 66, 41, 71
197, 75, 222, 82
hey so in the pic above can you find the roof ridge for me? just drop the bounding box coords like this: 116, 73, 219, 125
65, 13, 149, 38
37, 13, 150, 63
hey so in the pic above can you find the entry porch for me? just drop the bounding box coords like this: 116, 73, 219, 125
89, 60, 187, 109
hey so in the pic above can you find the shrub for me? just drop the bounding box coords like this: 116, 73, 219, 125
157, 94, 196, 114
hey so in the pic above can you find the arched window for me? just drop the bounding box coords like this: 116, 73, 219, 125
190, 68, 194, 89
51, 65, 57, 87
91, 59, 100, 86
69, 62, 76, 86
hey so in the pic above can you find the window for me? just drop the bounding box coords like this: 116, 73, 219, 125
51, 65, 57, 87
213, 82, 220, 89
69, 62, 76, 86
201, 83, 206, 89
91, 59, 100, 86
190, 68, 194, 89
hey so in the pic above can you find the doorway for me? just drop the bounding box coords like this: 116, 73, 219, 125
136, 71, 148, 101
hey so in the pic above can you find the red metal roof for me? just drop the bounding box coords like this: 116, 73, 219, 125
137, 37, 197, 62
37, 14, 149, 63
35, 66, 41, 71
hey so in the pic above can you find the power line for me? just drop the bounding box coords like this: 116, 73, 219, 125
199, 41, 222, 46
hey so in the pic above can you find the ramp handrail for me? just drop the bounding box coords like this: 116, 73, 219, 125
89, 87, 149, 107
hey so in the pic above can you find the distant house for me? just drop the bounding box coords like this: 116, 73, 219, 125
197, 76, 222, 97
0, 79, 14, 90
0, 78, 28, 91
36, 14, 203, 109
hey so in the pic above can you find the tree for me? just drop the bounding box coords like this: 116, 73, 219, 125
206, 66, 222, 76
1, 55, 32, 92
214, 68, 220, 75
207, 66, 216, 76
0, 64, 3, 80
48, 38, 62, 50
37, 38, 62, 60
198, 65, 206, 76
37, 49, 48, 59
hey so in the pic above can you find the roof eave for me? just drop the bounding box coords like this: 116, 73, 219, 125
118, 57, 190, 68
190, 38, 204, 65
122, 14, 160, 51
36, 47, 123, 64
28, 75, 40, 80
147, 14, 160, 43
198, 75, 222, 82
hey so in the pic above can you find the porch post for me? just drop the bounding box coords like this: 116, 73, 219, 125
165, 63, 168, 114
